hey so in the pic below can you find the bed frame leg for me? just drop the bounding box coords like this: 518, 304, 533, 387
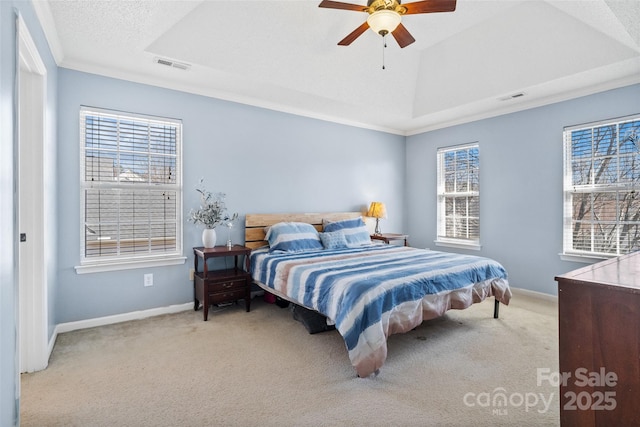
493, 299, 500, 319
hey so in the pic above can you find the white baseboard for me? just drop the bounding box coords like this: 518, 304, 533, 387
46, 290, 553, 362
510, 287, 558, 303
54, 302, 193, 335
48, 330, 57, 363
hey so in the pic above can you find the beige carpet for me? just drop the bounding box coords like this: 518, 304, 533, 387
21, 292, 559, 426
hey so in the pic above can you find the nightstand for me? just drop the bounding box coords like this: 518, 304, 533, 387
193, 245, 252, 321
371, 233, 409, 247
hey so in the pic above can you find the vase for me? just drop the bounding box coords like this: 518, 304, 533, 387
202, 228, 217, 248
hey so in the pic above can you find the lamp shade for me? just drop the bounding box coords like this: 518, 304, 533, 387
367, 10, 401, 36
367, 202, 387, 219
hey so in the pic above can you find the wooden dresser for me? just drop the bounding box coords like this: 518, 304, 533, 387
555, 251, 640, 426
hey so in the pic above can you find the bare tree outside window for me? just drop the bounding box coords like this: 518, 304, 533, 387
564, 115, 640, 257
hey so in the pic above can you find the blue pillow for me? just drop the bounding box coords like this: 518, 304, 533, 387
266, 222, 323, 253
320, 230, 349, 249
323, 217, 371, 247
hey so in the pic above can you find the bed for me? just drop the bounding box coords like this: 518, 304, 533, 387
245, 212, 511, 377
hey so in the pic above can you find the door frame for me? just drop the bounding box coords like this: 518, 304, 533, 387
17, 14, 48, 373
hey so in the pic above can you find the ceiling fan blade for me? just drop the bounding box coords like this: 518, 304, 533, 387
403, 0, 457, 15
338, 21, 370, 46
318, 0, 368, 12
391, 23, 416, 48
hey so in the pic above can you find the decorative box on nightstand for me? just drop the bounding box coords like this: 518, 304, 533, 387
370, 233, 409, 247
193, 245, 252, 321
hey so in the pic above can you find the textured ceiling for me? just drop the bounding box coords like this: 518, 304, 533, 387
35, 0, 640, 135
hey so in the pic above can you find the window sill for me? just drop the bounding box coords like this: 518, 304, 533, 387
559, 253, 610, 264
434, 240, 482, 251
75, 255, 186, 274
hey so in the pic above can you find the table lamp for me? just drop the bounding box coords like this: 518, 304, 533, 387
367, 202, 387, 235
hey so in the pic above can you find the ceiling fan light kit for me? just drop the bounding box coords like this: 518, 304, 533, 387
367, 10, 402, 36
319, 0, 457, 48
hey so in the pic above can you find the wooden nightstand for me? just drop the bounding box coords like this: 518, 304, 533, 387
193, 245, 252, 321
371, 233, 409, 247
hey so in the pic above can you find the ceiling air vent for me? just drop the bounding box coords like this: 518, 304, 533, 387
154, 57, 191, 71
498, 92, 526, 101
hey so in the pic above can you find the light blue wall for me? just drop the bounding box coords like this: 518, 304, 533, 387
56, 68, 406, 323
406, 84, 640, 295
1, 1, 58, 425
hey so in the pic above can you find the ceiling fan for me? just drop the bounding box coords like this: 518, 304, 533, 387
319, 0, 457, 48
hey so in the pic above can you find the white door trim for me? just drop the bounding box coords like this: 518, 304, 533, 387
17, 14, 49, 373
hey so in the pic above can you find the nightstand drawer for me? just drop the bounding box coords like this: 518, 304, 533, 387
208, 279, 246, 293
209, 289, 247, 304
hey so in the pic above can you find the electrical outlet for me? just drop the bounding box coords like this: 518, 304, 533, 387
189, 268, 195, 281
144, 273, 153, 287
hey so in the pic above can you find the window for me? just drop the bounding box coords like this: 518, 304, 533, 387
76, 107, 184, 273
436, 143, 480, 249
563, 114, 640, 259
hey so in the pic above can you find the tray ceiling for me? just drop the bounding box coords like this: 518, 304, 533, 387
35, 0, 640, 135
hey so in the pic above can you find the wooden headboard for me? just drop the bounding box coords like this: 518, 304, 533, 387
244, 212, 362, 250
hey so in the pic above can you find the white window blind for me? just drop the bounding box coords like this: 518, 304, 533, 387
563, 114, 640, 258
78, 107, 183, 269
436, 143, 480, 248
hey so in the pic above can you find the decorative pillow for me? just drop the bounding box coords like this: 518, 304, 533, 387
319, 230, 349, 250
323, 217, 371, 247
266, 222, 323, 253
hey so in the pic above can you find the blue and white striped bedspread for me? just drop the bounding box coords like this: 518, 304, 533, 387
251, 244, 510, 377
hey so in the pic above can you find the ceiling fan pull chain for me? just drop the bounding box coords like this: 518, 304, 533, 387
382, 35, 387, 70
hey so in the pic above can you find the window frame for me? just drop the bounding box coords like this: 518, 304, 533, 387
562, 113, 640, 262
435, 142, 481, 251
75, 106, 185, 274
